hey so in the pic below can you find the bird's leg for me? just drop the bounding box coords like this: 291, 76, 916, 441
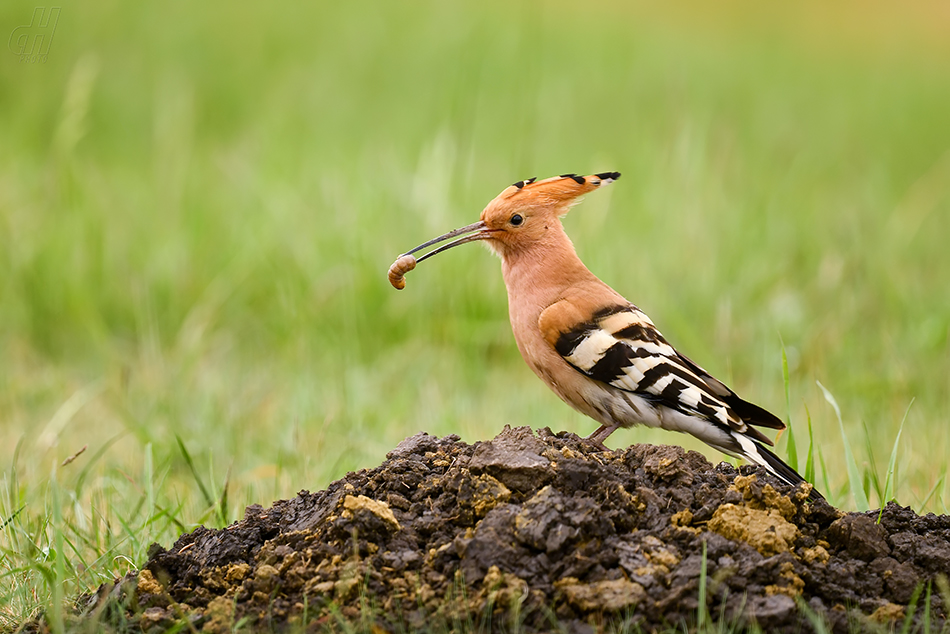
585, 424, 619, 452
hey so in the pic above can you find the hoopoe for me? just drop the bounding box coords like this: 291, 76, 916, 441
389, 172, 821, 498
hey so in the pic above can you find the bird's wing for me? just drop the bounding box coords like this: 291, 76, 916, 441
540, 302, 782, 445
673, 350, 785, 431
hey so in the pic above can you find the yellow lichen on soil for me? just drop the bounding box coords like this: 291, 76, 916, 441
335, 576, 360, 602
202, 596, 236, 634
801, 544, 830, 564
480, 565, 528, 608
646, 548, 680, 568
224, 562, 250, 583
136, 569, 163, 595
559, 446, 579, 459
670, 509, 701, 533
335, 560, 362, 601
342, 494, 401, 530
471, 474, 511, 517
555, 577, 646, 612
870, 602, 906, 623
732, 475, 798, 520
639, 535, 681, 574
671, 509, 692, 526
765, 561, 806, 597
709, 503, 799, 557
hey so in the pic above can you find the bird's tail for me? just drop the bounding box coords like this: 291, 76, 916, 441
736, 434, 825, 501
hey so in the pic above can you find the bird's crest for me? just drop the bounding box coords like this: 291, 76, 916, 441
497, 172, 620, 204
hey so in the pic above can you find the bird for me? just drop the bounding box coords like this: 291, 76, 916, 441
388, 172, 821, 499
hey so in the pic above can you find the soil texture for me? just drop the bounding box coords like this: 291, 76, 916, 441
70, 427, 950, 632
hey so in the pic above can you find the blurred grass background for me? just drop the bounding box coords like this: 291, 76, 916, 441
1, 0, 949, 624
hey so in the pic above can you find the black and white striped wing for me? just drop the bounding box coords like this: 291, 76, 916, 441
553, 305, 783, 444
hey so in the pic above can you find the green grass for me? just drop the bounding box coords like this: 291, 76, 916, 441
2, 0, 950, 627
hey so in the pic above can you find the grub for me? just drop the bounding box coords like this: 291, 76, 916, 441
61, 426, 948, 633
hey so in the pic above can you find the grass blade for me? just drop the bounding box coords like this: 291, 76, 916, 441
935, 576, 950, 634
75, 432, 125, 499
898, 582, 923, 634
862, 420, 883, 504
175, 435, 214, 509
818, 446, 833, 503
804, 401, 815, 485
697, 540, 708, 631
780, 339, 798, 472
878, 398, 912, 523
154, 503, 187, 533
817, 380, 869, 511
920, 474, 945, 511
923, 580, 931, 634
50, 468, 65, 634
219, 464, 232, 526
1, 505, 26, 532
795, 596, 830, 634
145, 442, 155, 544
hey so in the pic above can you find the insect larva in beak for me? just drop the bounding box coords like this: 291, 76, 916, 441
388, 254, 417, 290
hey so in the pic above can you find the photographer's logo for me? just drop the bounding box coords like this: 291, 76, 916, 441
9, 7, 60, 63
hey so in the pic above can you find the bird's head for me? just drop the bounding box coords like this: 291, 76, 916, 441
389, 172, 619, 288
478, 172, 620, 257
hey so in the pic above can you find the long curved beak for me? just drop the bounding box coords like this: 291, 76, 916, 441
402, 220, 492, 263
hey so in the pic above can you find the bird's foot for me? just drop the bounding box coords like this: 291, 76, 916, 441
585, 438, 611, 452
585, 424, 619, 452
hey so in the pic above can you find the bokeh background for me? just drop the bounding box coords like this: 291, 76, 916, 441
2, 0, 949, 621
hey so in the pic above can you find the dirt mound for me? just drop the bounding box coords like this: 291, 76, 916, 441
74, 427, 949, 633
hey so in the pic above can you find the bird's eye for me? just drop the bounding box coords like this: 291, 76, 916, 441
510, 214, 524, 226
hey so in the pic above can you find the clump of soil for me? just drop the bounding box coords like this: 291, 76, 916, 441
74, 427, 949, 632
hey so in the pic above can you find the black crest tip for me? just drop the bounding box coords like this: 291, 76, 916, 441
511, 176, 538, 189
595, 171, 621, 181
559, 173, 586, 185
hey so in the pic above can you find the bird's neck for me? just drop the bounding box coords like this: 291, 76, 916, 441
500, 227, 597, 318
